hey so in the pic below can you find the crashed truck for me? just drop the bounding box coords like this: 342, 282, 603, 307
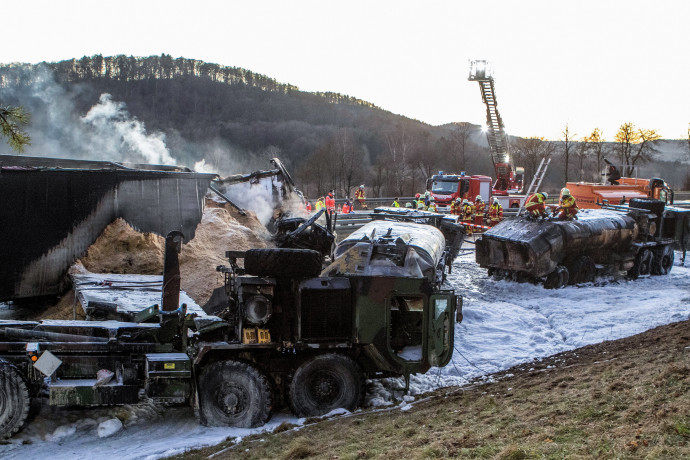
476, 198, 690, 288
0, 220, 460, 437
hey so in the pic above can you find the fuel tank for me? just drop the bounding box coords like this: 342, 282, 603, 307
475, 209, 638, 277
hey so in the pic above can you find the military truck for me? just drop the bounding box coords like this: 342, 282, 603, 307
476, 198, 690, 288
0, 222, 460, 437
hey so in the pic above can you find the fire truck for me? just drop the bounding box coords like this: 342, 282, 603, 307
426, 172, 524, 212
426, 61, 532, 212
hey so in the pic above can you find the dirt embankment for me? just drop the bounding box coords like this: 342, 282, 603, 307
185, 320, 690, 460
32, 199, 272, 320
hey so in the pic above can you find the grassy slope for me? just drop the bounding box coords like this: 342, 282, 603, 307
177, 320, 690, 459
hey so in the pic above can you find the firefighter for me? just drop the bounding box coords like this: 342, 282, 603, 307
413, 193, 421, 209
314, 197, 325, 211
462, 199, 474, 235
556, 188, 578, 220
325, 190, 336, 214
427, 197, 437, 212
474, 195, 485, 227
450, 198, 458, 215
525, 192, 548, 220
488, 197, 503, 226
392, 197, 400, 208
424, 191, 431, 208
355, 185, 367, 209
416, 194, 426, 210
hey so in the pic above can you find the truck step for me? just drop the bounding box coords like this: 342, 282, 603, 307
49, 379, 140, 406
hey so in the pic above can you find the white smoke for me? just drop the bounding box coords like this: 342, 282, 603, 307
81, 94, 175, 165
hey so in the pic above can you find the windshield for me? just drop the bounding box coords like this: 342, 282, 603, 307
431, 179, 458, 194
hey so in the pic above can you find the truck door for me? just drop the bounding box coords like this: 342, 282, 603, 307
427, 293, 455, 367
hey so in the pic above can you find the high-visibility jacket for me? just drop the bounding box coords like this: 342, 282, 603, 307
355, 188, 365, 201
416, 199, 426, 210
325, 194, 335, 212
427, 203, 437, 212
315, 200, 325, 211
474, 200, 485, 216
392, 200, 400, 208
462, 203, 474, 221
450, 201, 458, 215
525, 193, 546, 217
488, 203, 503, 225
558, 195, 578, 220
342, 202, 352, 214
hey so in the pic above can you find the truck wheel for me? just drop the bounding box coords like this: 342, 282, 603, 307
289, 354, 363, 417
544, 266, 569, 289
628, 249, 653, 279
651, 246, 674, 276
567, 256, 596, 285
198, 360, 272, 428
0, 360, 31, 439
244, 248, 323, 278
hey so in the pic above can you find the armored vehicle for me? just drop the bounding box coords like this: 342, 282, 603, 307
0, 222, 460, 437
476, 198, 690, 288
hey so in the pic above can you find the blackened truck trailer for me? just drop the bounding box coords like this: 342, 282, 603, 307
476, 198, 690, 288
0, 155, 216, 302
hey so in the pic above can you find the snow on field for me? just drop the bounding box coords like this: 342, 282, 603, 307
1, 252, 688, 460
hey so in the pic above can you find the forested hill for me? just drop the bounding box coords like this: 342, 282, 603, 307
0, 54, 491, 198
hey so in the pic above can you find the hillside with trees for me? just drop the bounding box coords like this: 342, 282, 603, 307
0, 55, 686, 197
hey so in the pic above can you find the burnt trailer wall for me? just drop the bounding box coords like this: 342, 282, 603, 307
0, 155, 215, 301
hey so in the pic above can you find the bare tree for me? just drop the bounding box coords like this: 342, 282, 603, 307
614, 122, 661, 175
511, 137, 556, 190
585, 128, 606, 181
560, 124, 576, 183
332, 128, 365, 199
575, 137, 590, 182
384, 124, 418, 196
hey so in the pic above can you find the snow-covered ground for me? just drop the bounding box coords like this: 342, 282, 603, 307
1, 251, 689, 460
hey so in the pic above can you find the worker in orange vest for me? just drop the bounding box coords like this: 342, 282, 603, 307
488, 198, 503, 226
525, 192, 548, 220
341, 198, 354, 214
325, 190, 336, 214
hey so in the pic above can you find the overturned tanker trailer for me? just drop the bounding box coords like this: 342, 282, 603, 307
475, 198, 690, 288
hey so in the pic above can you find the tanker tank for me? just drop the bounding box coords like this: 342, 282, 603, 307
474, 205, 678, 288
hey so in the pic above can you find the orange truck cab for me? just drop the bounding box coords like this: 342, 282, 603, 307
567, 177, 674, 209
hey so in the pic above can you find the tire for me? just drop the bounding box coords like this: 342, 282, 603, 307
289, 354, 363, 418
629, 198, 665, 219
544, 265, 569, 289
198, 360, 272, 428
243, 248, 323, 278
567, 256, 596, 285
651, 246, 674, 276
0, 360, 31, 439
627, 248, 653, 279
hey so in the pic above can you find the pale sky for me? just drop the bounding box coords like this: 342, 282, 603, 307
2, 0, 689, 140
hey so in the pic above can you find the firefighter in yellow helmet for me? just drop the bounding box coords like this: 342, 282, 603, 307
473, 195, 485, 227
488, 197, 503, 226
556, 188, 578, 220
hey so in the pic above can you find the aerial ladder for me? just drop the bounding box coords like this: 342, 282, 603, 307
468, 60, 528, 195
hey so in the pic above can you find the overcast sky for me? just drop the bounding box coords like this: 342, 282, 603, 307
2, 0, 688, 140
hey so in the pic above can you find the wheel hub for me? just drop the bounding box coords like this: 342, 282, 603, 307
218, 383, 247, 416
